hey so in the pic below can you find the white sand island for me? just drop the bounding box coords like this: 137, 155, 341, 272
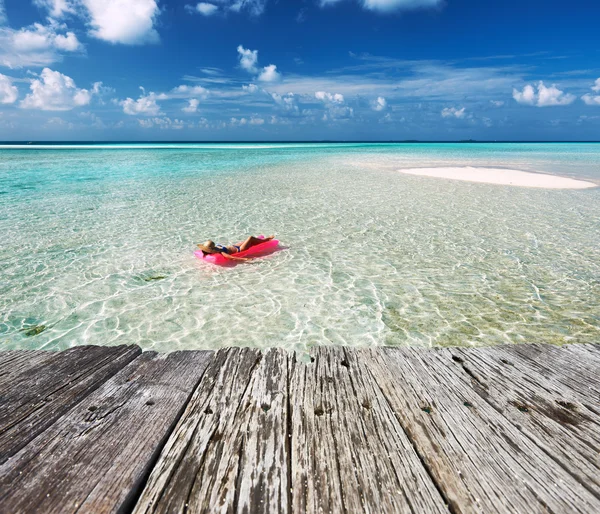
397, 166, 597, 189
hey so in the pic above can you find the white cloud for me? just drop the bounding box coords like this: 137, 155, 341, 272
237, 45, 281, 83
0, 73, 18, 104
315, 91, 344, 103
537, 82, 575, 107
30, 1, 160, 45
372, 96, 386, 111
319, 0, 442, 12
189, 2, 219, 15
513, 84, 535, 105
362, 0, 441, 11
271, 92, 298, 112
242, 83, 259, 93
441, 106, 465, 118
581, 78, 600, 106
0, 1, 6, 25
228, 0, 267, 16
0, 22, 82, 67
33, 0, 75, 18
91, 81, 114, 96
513, 81, 575, 107
139, 117, 185, 129
182, 98, 200, 112
168, 85, 209, 98
490, 100, 504, 107
249, 116, 264, 125
120, 89, 161, 115
237, 45, 258, 73
582, 94, 600, 106
315, 91, 353, 120
20, 68, 91, 111
257, 64, 280, 82
186, 0, 266, 16
82, 0, 160, 45
230, 116, 248, 126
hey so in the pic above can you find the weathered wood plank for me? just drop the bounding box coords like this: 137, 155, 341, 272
362, 347, 600, 513
0, 344, 141, 463
498, 344, 600, 404
0, 350, 213, 514
134, 347, 289, 514
563, 343, 600, 367
288, 347, 449, 514
448, 346, 600, 498
0, 350, 56, 389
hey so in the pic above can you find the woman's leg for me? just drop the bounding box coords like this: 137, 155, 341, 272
239, 235, 274, 252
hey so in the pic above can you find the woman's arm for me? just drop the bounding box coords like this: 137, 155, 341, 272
221, 252, 252, 262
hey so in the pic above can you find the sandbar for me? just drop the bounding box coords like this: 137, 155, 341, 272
396, 166, 597, 189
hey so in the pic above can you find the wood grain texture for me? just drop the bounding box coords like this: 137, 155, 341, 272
448, 346, 600, 498
0, 350, 55, 389
0, 350, 213, 514
499, 344, 600, 404
0, 343, 598, 514
0, 344, 141, 463
134, 347, 289, 514
362, 346, 600, 513
288, 347, 449, 514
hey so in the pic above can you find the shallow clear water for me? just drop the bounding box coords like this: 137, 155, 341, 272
1, 143, 599, 352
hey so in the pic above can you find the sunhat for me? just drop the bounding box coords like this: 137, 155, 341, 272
197, 240, 216, 253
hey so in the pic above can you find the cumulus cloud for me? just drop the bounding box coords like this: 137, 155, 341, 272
242, 83, 259, 93
582, 95, 600, 106
187, 2, 219, 15
271, 92, 298, 112
581, 78, 600, 106
257, 64, 280, 82
319, 0, 442, 12
186, 0, 266, 16
372, 96, 386, 111
182, 98, 200, 112
0, 73, 18, 104
167, 85, 209, 99
227, 0, 267, 16
82, 0, 160, 45
237, 46, 282, 82
90, 81, 114, 99
441, 106, 465, 118
513, 84, 535, 105
31, 0, 160, 45
490, 100, 504, 107
249, 116, 264, 125
315, 91, 353, 120
315, 91, 344, 103
139, 117, 185, 129
20, 68, 91, 111
33, 0, 75, 18
119, 89, 162, 115
322, 105, 354, 121
0, 22, 82, 67
237, 45, 258, 73
513, 81, 575, 107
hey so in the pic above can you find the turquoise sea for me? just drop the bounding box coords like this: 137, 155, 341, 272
1, 143, 599, 352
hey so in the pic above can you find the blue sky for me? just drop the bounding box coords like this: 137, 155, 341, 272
0, 0, 599, 141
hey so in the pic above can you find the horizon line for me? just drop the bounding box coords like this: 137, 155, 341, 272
2, 140, 600, 145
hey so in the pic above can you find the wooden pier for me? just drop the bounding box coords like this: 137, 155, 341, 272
0, 343, 599, 513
